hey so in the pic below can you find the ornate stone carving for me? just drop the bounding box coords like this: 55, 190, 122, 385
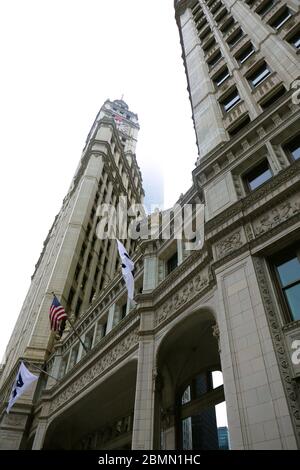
254, 199, 300, 237
212, 323, 221, 353
49, 327, 139, 414
253, 257, 300, 445
156, 269, 210, 326
216, 231, 243, 259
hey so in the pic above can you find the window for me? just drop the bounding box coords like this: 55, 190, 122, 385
84, 328, 94, 352
67, 287, 75, 307
167, 252, 178, 275
121, 303, 127, 320
243, 159, 272, 191
288, 30, 300, 49
256, 0, 275, 16
207, 50, 222, 68
75, 263, 81, 281
260, 85, 286, 110
273, 247, 300, 322
236, 43, 255, 64
283, 134, 300, 161
75, 297, 82, 317
269, 7, 292, 30
220, 17, 234, 34
247, 62, 271, 87
227, 28, 243, 48
89, 287, 96, 304
228, 115, 251, 137
68, 344, 79, 370
213, 67, 230, 87
203, 37, 216, 52
220, 89, 241, 112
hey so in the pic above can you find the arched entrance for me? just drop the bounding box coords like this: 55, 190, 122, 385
156, 308, 229, 450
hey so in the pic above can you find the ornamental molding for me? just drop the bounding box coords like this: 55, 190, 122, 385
253, 257, 300, 445
253, 197, 300, 237
155, 266, 212, 327
48, 327, 139, 415
215, 230, 244, 260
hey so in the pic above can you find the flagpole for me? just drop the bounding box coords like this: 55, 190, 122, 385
51, 293, 88, 353
23, 361, 59, 382
66, 316, 88, 353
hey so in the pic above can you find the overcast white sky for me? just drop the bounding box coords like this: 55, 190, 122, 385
0, 0, 198, 362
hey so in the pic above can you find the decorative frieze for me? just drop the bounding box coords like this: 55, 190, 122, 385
215, 230, 243, 259
155, 267, 210, 326
253, 196, 300, 237
48, 327, 139, 415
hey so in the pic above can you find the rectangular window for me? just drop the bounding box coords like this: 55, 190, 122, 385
283, 134, 300, 161
221, 89, 241, 112
227, 28, 243, 48
247, 62, 271, 87
288, 30, 300, 49
121, 303, 127, 320
84, 328, 94, 353
207, 50, 222, 68
260, 85, 286, 110
243, 159, 272, 191
269, 7, 292, 30
220, 17, 235, 34
75, 297, 82, 317
273, 247, 300, 322
256, 0, 275, 16
167, 252, 178, 275
236, 43, 255, 64
213, 67, 230, 87
68, 344, 79, 370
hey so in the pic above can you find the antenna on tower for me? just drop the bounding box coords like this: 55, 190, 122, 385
121, 93, 124, 101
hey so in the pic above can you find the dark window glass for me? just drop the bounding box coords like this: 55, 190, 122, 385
260, 86, 286, 110
256, 0, 275, 16
270, 7, 292, 30
221, 89, 241, 112
208, 50, 222, 67
247, 62, 271, 87
75, 298, 82, 317
228, 116, 251, 137
167, 252, 178, 275
227, 28, 243, 48
236, 43, 255, 64
288, 30, 300, 49
121, 303, 127, 319
284, 135, 300, 161
213, 68, 230, 87
275, 250, 300, 322
221, 17, 234, 33
243, 160, 272, 191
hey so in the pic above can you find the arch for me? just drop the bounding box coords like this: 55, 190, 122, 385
154, 306, 228, 450
43, 358, 138, 449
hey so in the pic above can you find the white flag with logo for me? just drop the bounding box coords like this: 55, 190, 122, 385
7, 362, 38, 413
117, 239, 135, 300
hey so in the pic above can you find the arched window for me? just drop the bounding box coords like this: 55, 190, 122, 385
178, 370, 229, 450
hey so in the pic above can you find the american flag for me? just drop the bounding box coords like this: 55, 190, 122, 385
49, 295, 67, 331
114, 114, 123, 126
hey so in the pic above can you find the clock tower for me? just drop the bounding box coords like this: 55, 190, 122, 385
95, 98, 140, 154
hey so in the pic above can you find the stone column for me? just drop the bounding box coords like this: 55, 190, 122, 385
32, 421, 48, 450
132, 332, 156, 449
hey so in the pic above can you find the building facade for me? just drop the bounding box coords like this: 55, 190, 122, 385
0, 0, 300, 450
